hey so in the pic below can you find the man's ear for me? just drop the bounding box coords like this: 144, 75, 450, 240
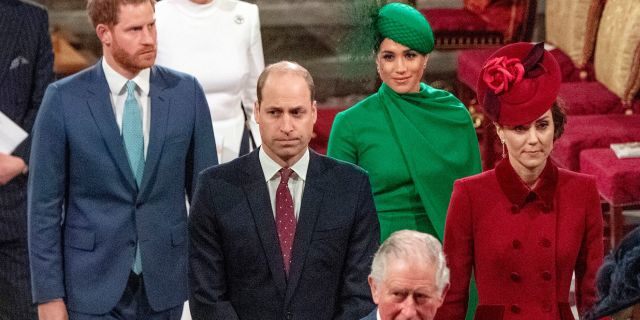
437, 283, 450, 307
254, 101, 261, 125
96, 24, 112, 46
368, 276, 380, 305
311, 100, 317, 124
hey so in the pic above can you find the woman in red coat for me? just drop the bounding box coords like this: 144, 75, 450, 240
435, 42, 604, 320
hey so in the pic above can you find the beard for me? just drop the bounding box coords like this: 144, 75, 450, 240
111, 37, 156, 74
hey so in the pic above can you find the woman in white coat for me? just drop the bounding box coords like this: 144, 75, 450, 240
156, 0, 264, 163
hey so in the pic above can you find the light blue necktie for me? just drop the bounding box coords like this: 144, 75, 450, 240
122, 80, 144, 274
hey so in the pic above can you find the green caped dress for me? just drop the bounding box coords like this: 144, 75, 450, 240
328, 83, 482, 320
327, 82, 482, 241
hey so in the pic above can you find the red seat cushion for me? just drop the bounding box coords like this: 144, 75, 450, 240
558, 82, 625, 115
422, 8, 501, 33
580, 148, 640, 205
309, 108, 342, 155
551, 114, 640, 170
549, 48, 595, 82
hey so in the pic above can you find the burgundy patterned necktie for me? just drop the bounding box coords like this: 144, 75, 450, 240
276, 168, 296, 275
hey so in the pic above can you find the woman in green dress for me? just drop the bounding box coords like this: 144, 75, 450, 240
327, 2, 481, 242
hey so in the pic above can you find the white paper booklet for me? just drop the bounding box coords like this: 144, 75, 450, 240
0, 111, 28, 154
610, 142, 640, 159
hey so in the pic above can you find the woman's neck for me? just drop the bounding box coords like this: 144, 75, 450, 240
510, 158, 546, 189
190, 0, 213, 4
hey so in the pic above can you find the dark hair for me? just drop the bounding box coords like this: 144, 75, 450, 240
551, 101, 567, 140
87, 0, 155, 28
256, 61, 315, 103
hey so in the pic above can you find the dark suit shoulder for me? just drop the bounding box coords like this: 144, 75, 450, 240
198, 153, 252, 187
18, 0, 48, 13
48, 66, 94, 92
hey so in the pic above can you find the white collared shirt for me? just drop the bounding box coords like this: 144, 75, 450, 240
102, 59, 151, 156
259, 148, 309, 220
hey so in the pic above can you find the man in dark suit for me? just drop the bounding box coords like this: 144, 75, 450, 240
28, 0, 217, 319
361, 230, 449, 320
188, 61, 379, 320
0, 0, 53, 319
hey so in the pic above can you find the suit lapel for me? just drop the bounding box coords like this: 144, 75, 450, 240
0, 1, 22, 86
285, 151, 326, 305
86, 61, 137, 191
243, 151, 287, 298
137, 66, 169, 202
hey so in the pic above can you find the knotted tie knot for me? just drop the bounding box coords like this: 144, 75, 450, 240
279, 168, 293, 185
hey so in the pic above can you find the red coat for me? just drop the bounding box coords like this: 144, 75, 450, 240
436, 159, 604, 320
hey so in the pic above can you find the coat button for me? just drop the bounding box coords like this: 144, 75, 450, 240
128, 240, 136, 247
510, 272, 521, 282
511, 305, 521, 314
542, 302, 552, 312
511, 205, 520, 214
542, 271, 552, 281
512, 240, 522, 249
286, 312, 293, 320
539, 238, 551, 248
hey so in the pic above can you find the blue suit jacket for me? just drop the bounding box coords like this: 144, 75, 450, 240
188, 149, 379, 320
28, 61, 217, 314
0, 0, 53, 241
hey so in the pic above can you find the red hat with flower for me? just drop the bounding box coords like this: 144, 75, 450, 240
477, 42, 561, 126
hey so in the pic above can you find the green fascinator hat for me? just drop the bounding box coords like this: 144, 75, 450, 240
377, 2, 434, 54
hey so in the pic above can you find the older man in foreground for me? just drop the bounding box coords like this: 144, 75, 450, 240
362, 230, 450, 320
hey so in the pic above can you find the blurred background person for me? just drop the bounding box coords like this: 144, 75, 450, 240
0, 0, 54, 318
585, 227, 640, 320
363, 230, 449, 320
437, 42, 604, 320
156, 0, 264, 163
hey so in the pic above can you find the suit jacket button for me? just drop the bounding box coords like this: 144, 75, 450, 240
511, 205, 520, 214
542, 271, 552, 281
539, 238, 551, 248
510, 272, 521, 282
128, 240, 136, 247
512, 239, 522, 249
511, 305, 521, 314
286, 312, 293, 320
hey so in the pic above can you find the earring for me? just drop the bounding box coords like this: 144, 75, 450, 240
501, 140, 506, 158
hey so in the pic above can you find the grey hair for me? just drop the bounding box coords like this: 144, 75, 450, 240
370, 230, 450, 295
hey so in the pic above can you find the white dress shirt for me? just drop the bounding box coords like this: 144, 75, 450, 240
102, 58, 151, 156
259, 148, 309, 220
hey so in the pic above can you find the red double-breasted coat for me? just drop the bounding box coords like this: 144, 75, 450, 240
436, 159, 604, 320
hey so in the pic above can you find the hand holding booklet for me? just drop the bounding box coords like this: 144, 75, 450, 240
0, 111, 28, 154
610, 142, 640, 159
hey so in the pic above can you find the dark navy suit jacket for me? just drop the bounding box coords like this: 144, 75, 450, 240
188, 149, 379, 320
28, 61, 217, 314
0, 0, 53, 241
360, 309, 377, 320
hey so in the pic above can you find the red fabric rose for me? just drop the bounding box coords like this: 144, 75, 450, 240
481, 56, 525, 94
